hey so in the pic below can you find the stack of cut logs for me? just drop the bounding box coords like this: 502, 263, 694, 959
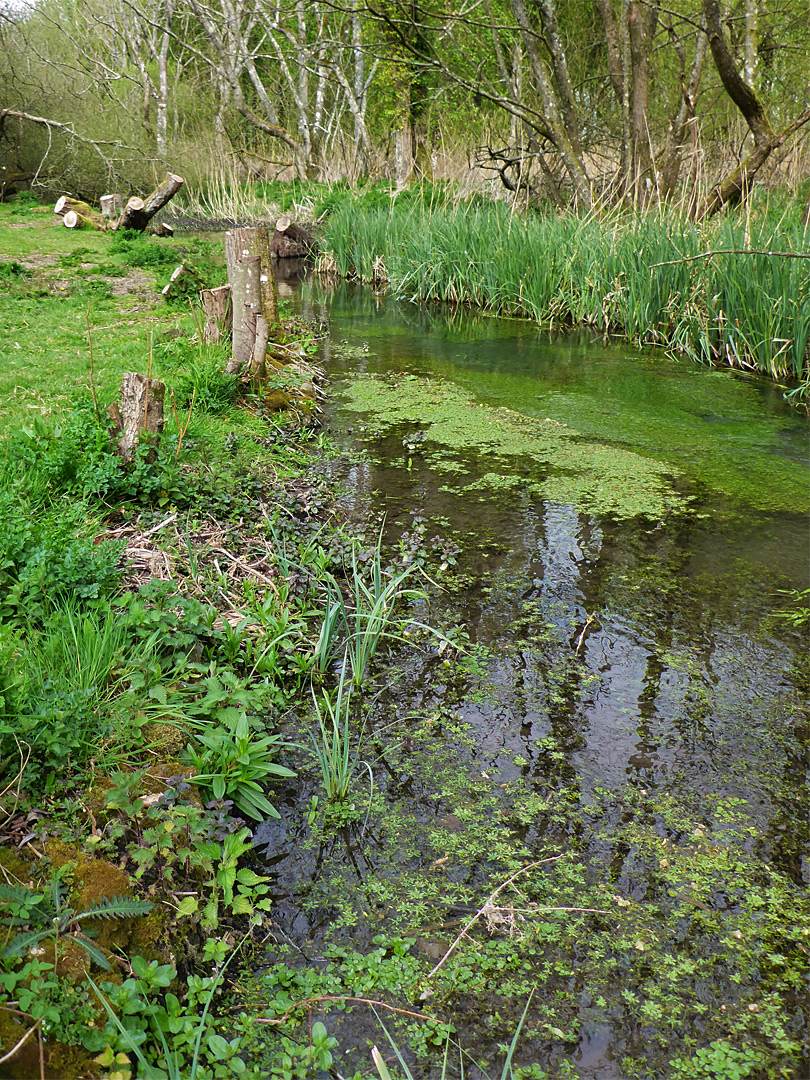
53, 173, 184, 232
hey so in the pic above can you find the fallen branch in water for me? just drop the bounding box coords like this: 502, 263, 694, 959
427, 856, 564, 979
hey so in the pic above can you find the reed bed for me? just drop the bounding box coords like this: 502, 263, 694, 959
321, 200, 810, 381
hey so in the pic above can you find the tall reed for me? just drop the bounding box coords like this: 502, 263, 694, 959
322, 199, 810, 381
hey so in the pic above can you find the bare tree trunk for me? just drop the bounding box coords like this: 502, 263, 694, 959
108, 373, 165, 463
628, 0, 659, 204
743, 0, 758, 89
659, 31, 709, 199
395, 94, 415, 190
536, 0, 581, 155
697, 0, 809, 218
509, 0, 592, 205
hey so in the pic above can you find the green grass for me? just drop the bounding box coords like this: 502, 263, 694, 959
321, 194, 810, 382
0, 204, 229, 429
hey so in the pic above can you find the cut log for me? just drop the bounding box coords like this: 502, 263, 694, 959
116, 172, 184, 232
153, 222, 175, 237
269, 220, 316, 259
161, 264, 186, 296
55, 195, 93, 217
107, 372, 165, 464
100, 193, 125, 220
63, 210, 93, 229
55, 196, 107, 230
201, 284, 232, 345
224, 255, 262, 375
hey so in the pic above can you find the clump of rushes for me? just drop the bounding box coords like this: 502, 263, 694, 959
321, 200, 810, 383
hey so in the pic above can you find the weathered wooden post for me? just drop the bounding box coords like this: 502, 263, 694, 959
223, 226, 281, 377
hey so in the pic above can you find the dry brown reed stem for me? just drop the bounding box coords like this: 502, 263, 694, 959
170, 387, 196, 459
650, 249, 810, 268
0, 1016, 41, 1074
575, 614, 595, 656
427, 856, 564, 980
0, 738, 31, 826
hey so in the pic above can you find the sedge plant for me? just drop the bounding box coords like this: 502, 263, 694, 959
309, 656, 372, 807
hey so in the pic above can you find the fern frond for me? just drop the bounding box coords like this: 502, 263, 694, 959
72, 933, 112, 970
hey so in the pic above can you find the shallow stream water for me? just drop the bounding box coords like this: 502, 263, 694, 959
258, 273, 809, 1079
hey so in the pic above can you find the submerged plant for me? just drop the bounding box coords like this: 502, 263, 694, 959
772, 586, 810, 629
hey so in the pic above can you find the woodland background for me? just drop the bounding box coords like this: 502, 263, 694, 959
0, 0, 808, 215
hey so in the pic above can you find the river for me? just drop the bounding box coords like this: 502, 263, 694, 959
257, 271, 809, 1080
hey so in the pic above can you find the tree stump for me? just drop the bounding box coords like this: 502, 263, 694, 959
117, 197, 146, 231
200, 284, 232, 344
107, 373, 165, 463
100, 194, 125, 221
225, 227, 280, 331
269, 216, 316, 258
224, 227, 281, 376
117, 173, 184, 232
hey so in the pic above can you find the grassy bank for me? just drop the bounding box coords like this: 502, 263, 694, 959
0, 198, 399, 1078
320, 193, 810, 390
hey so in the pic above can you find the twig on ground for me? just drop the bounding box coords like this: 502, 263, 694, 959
427, 856, 564, 979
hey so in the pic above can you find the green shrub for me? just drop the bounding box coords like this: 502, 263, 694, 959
110, 229, 180, 268
3, 404, 192, 509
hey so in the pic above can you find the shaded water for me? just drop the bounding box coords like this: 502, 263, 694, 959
259, 275, 809, 1078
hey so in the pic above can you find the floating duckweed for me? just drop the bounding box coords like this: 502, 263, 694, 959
343, 373, 693, 520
